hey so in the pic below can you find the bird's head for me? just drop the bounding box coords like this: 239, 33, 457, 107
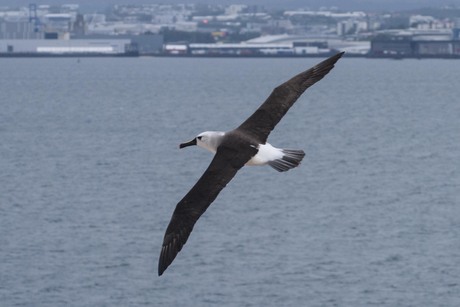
179, 131, 224, 153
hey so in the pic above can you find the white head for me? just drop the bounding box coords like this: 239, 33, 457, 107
179, 131, 225, 154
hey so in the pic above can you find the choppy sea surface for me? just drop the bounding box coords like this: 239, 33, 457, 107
1, 56, 459, 306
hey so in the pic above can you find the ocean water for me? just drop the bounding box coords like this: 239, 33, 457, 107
0, 56, 459, 306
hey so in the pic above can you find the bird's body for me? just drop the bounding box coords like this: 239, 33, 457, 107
184, 130, 305, 171
246, 143, 285, 166
158, 52, 344, 276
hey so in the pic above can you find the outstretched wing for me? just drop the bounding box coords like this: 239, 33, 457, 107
158, 142, 256, 276
237, 52, 344, 144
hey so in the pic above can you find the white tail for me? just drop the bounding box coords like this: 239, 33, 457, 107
268, 149, 305, 172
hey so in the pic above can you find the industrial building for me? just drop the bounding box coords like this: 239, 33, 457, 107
0, 19, 42, 39
0, 4, 162, 57
163, 41, 333, 56
72, 34, 163, 55
0, 39, 136, 56
370, 30, 460, 58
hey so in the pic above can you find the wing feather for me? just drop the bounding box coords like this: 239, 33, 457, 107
237, 52, 344, 143
158, 143, 256, 275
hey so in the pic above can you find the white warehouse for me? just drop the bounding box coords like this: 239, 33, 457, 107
0, 39, 133, 55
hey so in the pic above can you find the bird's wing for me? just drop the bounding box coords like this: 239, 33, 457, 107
237, 52, 344, 144
158, 142, 257, 276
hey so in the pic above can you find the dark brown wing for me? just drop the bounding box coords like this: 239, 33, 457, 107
158, 141, 257, 276
237, 52, 344, 144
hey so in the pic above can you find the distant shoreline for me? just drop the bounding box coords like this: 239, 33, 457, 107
0, 52, 139, 58
2, 52, 460, 59
156, 53, 460, 59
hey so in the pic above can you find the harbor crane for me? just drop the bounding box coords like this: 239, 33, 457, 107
29, 3, 41, 32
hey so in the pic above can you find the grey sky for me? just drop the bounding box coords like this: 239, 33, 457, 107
2, 0, 460, 12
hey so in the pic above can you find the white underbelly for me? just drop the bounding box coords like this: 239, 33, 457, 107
246, 143, 283, 166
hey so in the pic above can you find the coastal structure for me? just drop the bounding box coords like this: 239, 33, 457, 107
370, 29, 460, 58
0, 4, 162, 57
163, 41, 334, 56
1, 3, 460, 58
0, 38, 138, 56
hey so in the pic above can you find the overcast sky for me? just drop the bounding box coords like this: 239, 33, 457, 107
2, 0, 460, 12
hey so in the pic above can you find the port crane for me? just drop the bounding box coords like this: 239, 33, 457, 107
28, 3, 41, 32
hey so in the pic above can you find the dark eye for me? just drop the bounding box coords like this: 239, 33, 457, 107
197, 136, 202, 140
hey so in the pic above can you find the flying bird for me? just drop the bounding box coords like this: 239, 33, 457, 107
158, 52, 344, 276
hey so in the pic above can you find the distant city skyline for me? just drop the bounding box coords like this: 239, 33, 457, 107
2, 0, 460, 12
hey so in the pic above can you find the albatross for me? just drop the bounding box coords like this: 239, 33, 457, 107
158, 52, 344, 276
